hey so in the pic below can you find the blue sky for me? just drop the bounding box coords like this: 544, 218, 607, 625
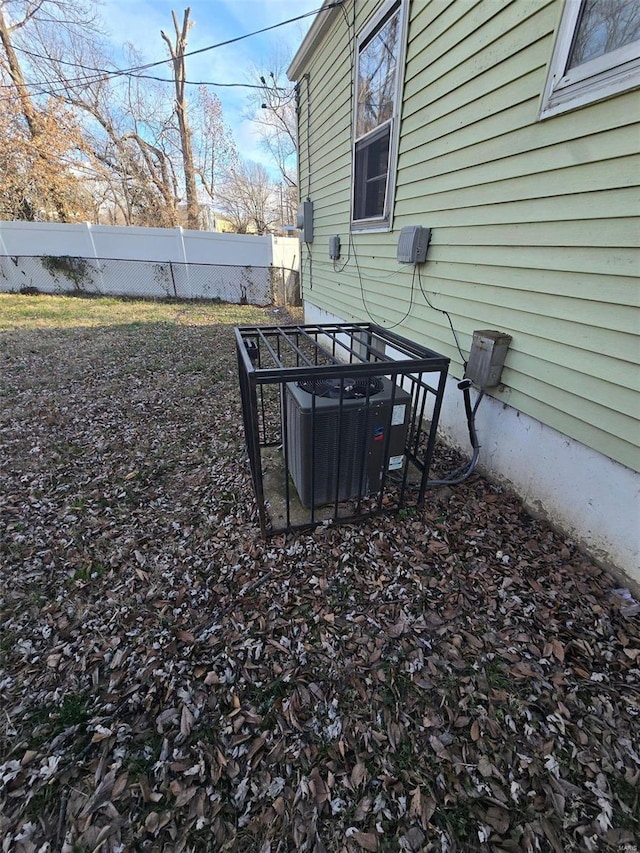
101, 0, 320, 167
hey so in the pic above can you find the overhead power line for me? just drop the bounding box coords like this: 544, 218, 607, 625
10, 45, 284, 90
0, 4, 341, 96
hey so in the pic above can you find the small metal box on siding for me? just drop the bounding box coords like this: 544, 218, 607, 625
465, 330, 512, 389
296, 200, 313, 243
397, 225, 431, 263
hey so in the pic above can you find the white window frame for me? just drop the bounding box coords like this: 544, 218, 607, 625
539, 0, 640, 120
351, 0, 408, 231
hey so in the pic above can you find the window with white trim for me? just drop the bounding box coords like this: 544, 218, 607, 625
539, 0, 640, 119
352, 0, 406, 229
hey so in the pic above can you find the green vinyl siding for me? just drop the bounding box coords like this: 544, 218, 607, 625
429, 243, 637, 279
290, 0, 640, 472
397, 157, 638, 210
423, 189, 639, 227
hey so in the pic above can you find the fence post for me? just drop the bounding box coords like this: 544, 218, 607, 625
85, 222, 106, 294
177, 227, 191, 299
0, 225, 9, 292
0, 224, 9, 257
169, 262, 178, 297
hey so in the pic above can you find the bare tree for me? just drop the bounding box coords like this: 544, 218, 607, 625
0, 0, 98, 219
247, 53, 298, 191
161, 8, 199, 230
0, 0, 239, 228
217, 160, 277, 235
30, 30, 183, 227
0, 4, 38, 135
192, 85, 237, 210
0, 88, 92, 220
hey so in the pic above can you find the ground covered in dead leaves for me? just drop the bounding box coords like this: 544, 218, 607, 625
1, 298, 638, 853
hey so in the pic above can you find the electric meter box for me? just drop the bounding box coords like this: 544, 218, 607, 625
296, 200, 314, 243
465, 330, 512, 389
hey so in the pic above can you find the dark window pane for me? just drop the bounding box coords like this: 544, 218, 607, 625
568, 0, 640, 68
354, 125, 391, 220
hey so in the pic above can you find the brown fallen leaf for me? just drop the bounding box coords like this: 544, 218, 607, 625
79, 768, 116, 818
144, 811, 160, 833
552, 639, 565, 663
350, 831, 378, 851
485, 805, 510, 833
477, 756, 493, 778
353, 796, 372, 822
351, 761, 367, 788
180, 704, 194, 737
309, 767, 329, 805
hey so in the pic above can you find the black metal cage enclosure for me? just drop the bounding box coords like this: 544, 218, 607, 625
235, 322, 450, 536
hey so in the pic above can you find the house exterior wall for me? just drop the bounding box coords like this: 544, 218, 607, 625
289, 0, 640, 583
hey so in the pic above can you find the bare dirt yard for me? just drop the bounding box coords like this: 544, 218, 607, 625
0, 294, 638, 852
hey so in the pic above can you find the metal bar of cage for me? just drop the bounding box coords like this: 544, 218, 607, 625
235, 323, 450, 536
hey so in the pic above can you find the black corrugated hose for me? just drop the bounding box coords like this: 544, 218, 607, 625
426, 379, 485, 486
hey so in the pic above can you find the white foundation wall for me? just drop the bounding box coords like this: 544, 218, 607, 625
304, 300, 640, 588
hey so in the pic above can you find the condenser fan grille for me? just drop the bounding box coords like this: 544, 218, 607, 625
297, 376, 384, 399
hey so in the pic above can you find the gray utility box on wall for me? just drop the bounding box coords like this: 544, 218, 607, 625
397, 225, 431, 263
296, 200, 314, 243
465, 330, 512, 388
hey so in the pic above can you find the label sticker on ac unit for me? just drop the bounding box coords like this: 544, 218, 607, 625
388, 454, 404, 470
392, 404, 406, 426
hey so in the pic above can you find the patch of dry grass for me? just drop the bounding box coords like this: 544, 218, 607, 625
0, 295, 638, 852
0, 292, 271, 330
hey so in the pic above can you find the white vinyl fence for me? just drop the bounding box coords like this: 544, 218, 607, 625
0, 222, 299, 305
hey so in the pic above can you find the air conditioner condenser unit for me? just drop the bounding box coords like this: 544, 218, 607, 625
284, 375, 411, 508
